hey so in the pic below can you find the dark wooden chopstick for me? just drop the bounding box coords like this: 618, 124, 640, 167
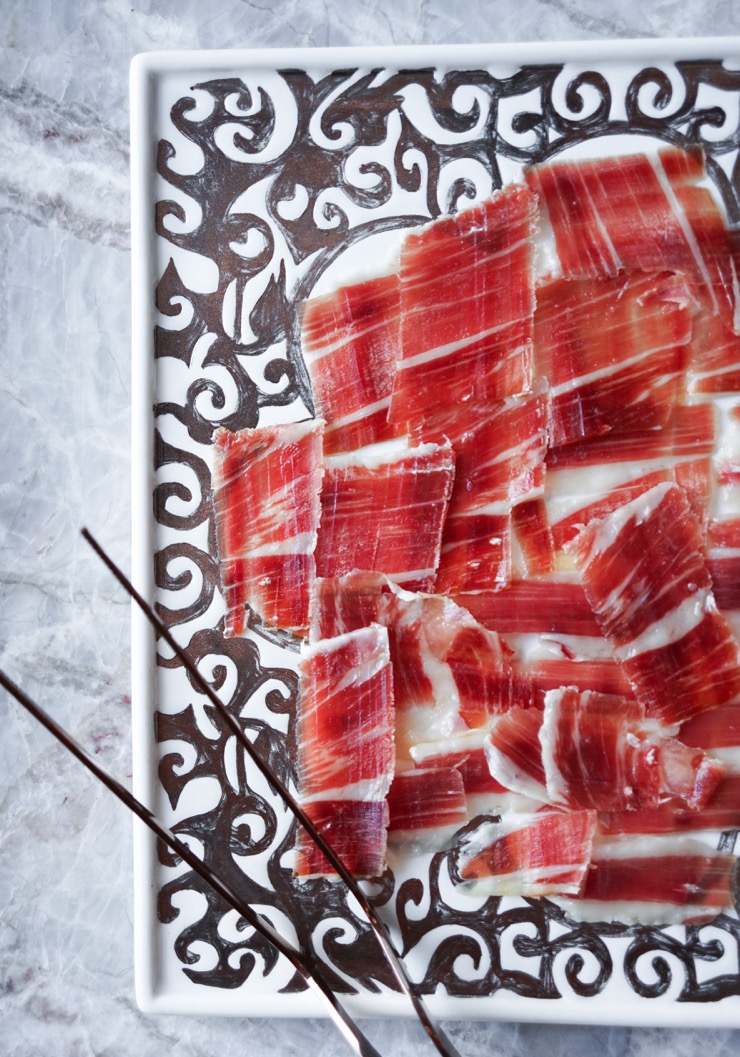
0, 665, 384, 1056
82, 528, 460, 1057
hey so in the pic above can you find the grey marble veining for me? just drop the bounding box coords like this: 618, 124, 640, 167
3, 2, 740, 1056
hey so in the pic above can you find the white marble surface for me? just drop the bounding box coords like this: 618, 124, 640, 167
2, 2, 740, 1056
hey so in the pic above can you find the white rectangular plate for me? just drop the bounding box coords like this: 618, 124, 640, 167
130, 38, 740, 1025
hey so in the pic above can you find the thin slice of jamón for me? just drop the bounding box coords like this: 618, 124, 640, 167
212, 420, 324, 637
570, 483, 740, 725
314, 440, 455, 593
294, 625, 394, 878
300, 273, 402, 455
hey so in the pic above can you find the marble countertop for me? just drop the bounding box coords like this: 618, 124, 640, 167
3, 3, 740, 1056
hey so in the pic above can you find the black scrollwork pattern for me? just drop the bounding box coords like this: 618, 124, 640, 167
151, 54, 740, 1007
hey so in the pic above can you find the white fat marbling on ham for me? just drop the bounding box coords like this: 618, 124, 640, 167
212, 419, 324, 636
455, 809, 597, 896
571, 483, 740, 725
315, 440, 455, 593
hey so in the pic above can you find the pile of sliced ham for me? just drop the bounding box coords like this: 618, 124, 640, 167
212, 146, 740, 924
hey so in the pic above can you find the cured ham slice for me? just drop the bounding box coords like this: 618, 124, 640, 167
441, 395, 548, 520
435, 510, 512, 595
534, 271, 692, 447
294, 625, 394, 877
408, 731, 546, 820
309, 570, 393, 640
540, 687, 724, 813
707, 518, 740, 614
455, 810, 597, 896
454, 580, 601, 637
526, 147, 737, 332
409, 729, 510, 795
314, 440, 455, 593
485, 707, 549, 803
545, 404, 716, 553
561, 836, 737, 923
702, 560, 740, 612
309, 573, 518, 718
308, 571, 528, 762
679, 700, 740, 756
212, 420, 323, 637
528, 658, 632, 705
300, 273, 402, 455
600, 773, 740, 835
570, 483, 740, 725
549, 468, 674, 551
296, 625, 394, 802
442, 621, 532, 730
388, 185, 537, 439
294, 800, 389, 878
687, 295, 740, 394
540, 688, 648, 812
435, 392, 553, 593
386, 767, 467, 841
512, 496, 556, 578
546, 403, 715, 470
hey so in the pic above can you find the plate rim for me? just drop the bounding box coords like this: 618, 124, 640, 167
130, 36, 740, 1023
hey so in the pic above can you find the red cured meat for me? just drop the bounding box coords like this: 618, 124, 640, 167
307, 572, 526, 761
673, 456, 713, 532
441, 394, 549, 515
296, 625, 394, 801
436, 392, 553, 592
416, 744, 509, 794
444, 623, 532, 729
534, 271, 692, 447
435, 510, 512, 595
708, 557, 740, 612
454, 580, 601, 636
309, 570, 390, 640
546, 403, 715, 469
410, 733, 510, 795
300, 273, 402, 455
526, 147, 737, 332
549, 468, 675, 550
546, 403, 715, 557
511, 496, 556, 578
212, 420, 323, 637
600, 773, 740, 835
687, 294, 740, 394
388, 185, 537, 438
707, 518, 740, 611
572, 484, 712, 646
314, 440, 455, 592
309, 573, 517, 708
707, 518, 740, 549
295, 625, 394, 878
529, 658, 632, 705
541, 688, 650, 811
456, 810, 597, 896
572, 838, 736, 920
456, 747, 509, 794
294, 800, 389, 878
570, 483, 740, 725
457, 749, 510, 794
680, 701, 740, 753
540, 687, 724, 813
387, 767, 467, 834
485, 707, 548, 802
657, 738, 727, 810
254, 164, 740, 909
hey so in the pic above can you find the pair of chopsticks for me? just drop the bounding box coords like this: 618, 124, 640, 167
0, 529, 462, 1057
